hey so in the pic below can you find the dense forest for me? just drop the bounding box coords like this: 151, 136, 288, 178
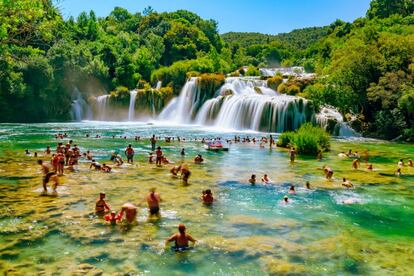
0, 0, 413, 140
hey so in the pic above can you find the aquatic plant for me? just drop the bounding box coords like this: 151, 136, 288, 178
277, 123, 330, 154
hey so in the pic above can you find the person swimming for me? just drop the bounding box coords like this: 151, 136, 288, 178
38, 160, 58, 192
166, 224, 196, 251
338, 152, 347, 158
201, 189, 214, 205
289, 185, 296, 194
194, 154, 204, 164
367, 164, 373, 170
305, 181, 311, 189
249, 174, 256, 185
323, 165, 334, 179
90, 159, 102, 170
102, 163, 112, 173
146, 188, 161, 217
342, 178, 354, 188
283, 195, 289, 204
95, 192, 110, 216
261, 174, 271, 184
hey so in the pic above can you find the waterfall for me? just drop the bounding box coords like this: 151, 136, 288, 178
159, 76, 355, 134
316, 107, 360, 137
156, 81, 162, 90
128, 90, 137, 121
96, 95, 110, 120
159, 77, 199, 123
71, 88, 92, 121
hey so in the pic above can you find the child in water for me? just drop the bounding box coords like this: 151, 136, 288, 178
105, 211, 122, 225
289, 185, 296, 194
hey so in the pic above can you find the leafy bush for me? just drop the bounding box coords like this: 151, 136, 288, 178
277, 123, 330, 155
267, 76, 283, 91
244, 66, 260, 76
277, 131, 295, 147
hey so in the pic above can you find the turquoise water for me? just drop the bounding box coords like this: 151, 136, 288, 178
0, 122, 413, 275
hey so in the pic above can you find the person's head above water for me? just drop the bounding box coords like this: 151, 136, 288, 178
205, 189, 212, 195
289, 185, 295, 190
178, 224, 186, 234
251, 174, 256, 179
157, 146, 161, 150
37, 160, 43, 165
99, 192, 105, 199
284, 196, 288, 202
128, 144, 132, 148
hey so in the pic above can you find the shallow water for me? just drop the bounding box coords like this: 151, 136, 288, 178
0, 122, 414, 275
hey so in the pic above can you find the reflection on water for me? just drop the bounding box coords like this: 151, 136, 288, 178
0, 122, 414, 274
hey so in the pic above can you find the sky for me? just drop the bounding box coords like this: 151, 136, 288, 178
57, 0, 372, 35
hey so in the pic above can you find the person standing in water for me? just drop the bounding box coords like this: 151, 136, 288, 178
180, 164, 191, 185
155, 146, 163, 167
125, 144, 135, 164
150, 135, 157, 151
38, 160, 58, 192
352, 159, 360, 169
180, 148, 185, 158
146, 188, 162, 217
305, 181, 311, 189
290, 147, 297, 162
166, 224, 196, 251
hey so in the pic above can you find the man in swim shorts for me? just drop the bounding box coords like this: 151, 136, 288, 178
90, 159, 102, 170
125, 144, 135, 164
166, 224, 196, 251
146, 188, 162, 216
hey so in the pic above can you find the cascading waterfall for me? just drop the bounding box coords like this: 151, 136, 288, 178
71, 88, 92, 121
156, 81, 162, 90
95, 95, 110, 120
128, 90, 137, 121
159, 77, 354, 134
159, 77, 199, 123
316, 107, 360, 137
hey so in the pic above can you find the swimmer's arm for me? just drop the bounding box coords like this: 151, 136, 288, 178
187, 234, 196, 243
165, 234, 177, 245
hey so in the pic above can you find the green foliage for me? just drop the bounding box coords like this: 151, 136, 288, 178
277, 123, 330, 155
277, 131, 295, 147
267, 76, 283, 91
367, 0, 414, 19
244, 66, 260, 76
